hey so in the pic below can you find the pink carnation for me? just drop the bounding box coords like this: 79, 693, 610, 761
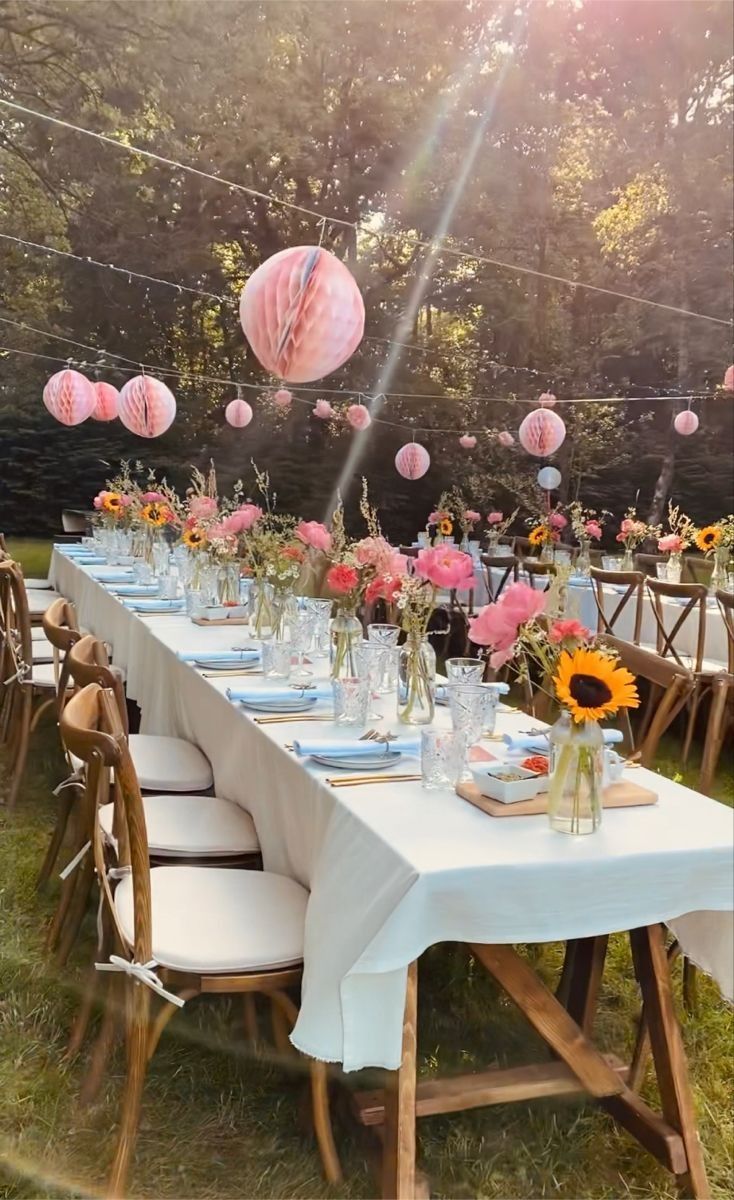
141, 491, 164, 503
313, 399, 334, 419
346, 403, 371, 431
584, 520, 602, 540
487, 511, 503, 525
549, 512, 567, 530
548, 618, 591, 645
189, 496, 218, 521
415, 546, 474, 591
296, 520, 332, 553
365, 572, 405, 605
658, 534, 684, 554
326, 563, 360, 595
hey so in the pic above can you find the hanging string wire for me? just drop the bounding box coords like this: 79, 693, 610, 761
1, 96, 731, 328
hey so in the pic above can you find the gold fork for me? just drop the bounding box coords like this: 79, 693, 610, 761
253, 714, 329, 725
328, 773, 422, 788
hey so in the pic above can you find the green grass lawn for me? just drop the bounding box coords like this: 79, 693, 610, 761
4, 539, 53, 580
0, 541, 732, 1197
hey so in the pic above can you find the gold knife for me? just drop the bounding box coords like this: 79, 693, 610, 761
253, 714, 329, 725
200, 668, 263, 678
328, 774, 422, 788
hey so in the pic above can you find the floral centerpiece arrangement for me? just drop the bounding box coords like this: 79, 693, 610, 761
92, 460, 140, 530
428, 488, 480, 548
567, 502, 604, 574
615, 506, 661, 569
485, 507, 519, 551
657, 503, 695, 582
693, 515, 734, 590
526, 506, 567, 560
468, 582, 639, 834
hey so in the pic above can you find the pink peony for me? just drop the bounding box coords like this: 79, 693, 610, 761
427, 511, 441, 525
313, 399, 334, 419
346, 403, 371, 430
469, 583, 547, 668
459, 434, 477, 449
584, 520, 602, 540
658, 534, 684, 554
353, 536, 403, 574
497, 431, 515, 447
296, 520, 333, 553
326, 563, 359, 595
415, 546, 475, 591
549, 512, 567, 530
548, 618, 591, 645
189, 496, 218, 521
93, 490, 109, 510
487, 511, 503, 525
141, 490, 164, 503
230, 503, 263, 533
464, 510, 481, 523
119, 494, 132, 507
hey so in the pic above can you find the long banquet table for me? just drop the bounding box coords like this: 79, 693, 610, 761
52, 548, 734, 1080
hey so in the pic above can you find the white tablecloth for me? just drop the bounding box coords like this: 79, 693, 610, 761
52, 550, 734, 1071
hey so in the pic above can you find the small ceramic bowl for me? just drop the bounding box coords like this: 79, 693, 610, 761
203, 605, 227, 621
225, 605, 248, 619
470, 763, 542, 804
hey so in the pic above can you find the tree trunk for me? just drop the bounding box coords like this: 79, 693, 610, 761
647, 276, 688, 526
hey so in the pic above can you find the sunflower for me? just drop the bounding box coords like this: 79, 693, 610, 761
554, 647, 639, 724
439, 517, 454, 536
141, 502, 169, 527
696, 525, 722, 552
528, 525, 548, 546
182, 527, 207, 550
101, 492, 122, 514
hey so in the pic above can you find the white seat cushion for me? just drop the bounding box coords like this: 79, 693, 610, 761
28, 662, 70, 690
26, 589, 63, 616
98, 794, 260, 856
24, 578, 52, 589
31, 638, 56, 663
114, 866, 307, 973
128, 734, 213, 792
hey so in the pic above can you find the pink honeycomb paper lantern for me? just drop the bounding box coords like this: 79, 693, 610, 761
42, 369, 96, 426
225, 398, 253, 428
518, 408, 566, 457
273, 388, 292, 409
538, 391, 557, 407
395, 442, 430, 480
674, 409, 699, 436
497, 430, 515, 447
723, 365, 734, 392
313, 399, 334, 419
118, 375, 176, 438
459, 434, 476, 449
346, 403, 371, 430
240, 245, 365, 383
90, 381, 119, 422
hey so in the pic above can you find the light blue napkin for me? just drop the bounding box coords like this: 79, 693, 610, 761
111, 585, 160, 596
89, 568, 134, 581
55, 544, 91, 553
503, 728, 624, 753
178, 649, 260, 663
67, 554, 107, 564
227, 682, 332, 704
569, 576, 593, 588
292, 735, 422, 758
123, 598, 185, 612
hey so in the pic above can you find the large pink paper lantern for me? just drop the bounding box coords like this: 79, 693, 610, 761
395, 442, 430, 480
239, 246, 365, 383
723, 365, 734, 392
497, 430, 515, 447
42, 369, 96, 426
91, 381, 119, 422
518, 408, 566, 457
273, 388, 292, 409
118, 375, 176, 438
459, 434, 476, 449
225, 398, 253, 428
674, 409, 699, 436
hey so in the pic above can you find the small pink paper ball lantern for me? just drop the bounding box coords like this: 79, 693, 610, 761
395, 442, 430, 480
118, 375, 176, 438
42, 369, 96, 426
538, 391, 557, 407
225, 398, 253, 428
273, 388, 292, 409
674, 409, 699, 436
313, 399, 334, 419
497, 430, 515, 447
90, 381, 119, 422
459, 434, 476, 449
723, 365, 734, 392
346, 403, 371, 430
239, 245, 365, 383
518, 408, 566, 457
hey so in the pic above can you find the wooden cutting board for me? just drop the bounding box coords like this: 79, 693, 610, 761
457, 777, 658, 818
192, 616, 249, 626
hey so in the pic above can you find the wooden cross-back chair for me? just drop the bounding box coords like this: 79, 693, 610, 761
634, 553, 666, 579
589, 568, 645, 645
644, 578, 716, 764
59, 683, 341, 1197
521, 559, 556, 590
684, 555, 714, 587
698, 589, 734, 796
480, 553, 519, 602
599, 634, 696, 766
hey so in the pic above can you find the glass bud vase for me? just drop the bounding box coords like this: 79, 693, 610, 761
249, 578, 276, 638
547, 713, 604, 835
397, 634, 436, 726
666, 552, 683, 584
709, 545, 729, 594
330, 609, 363, 679
621, 549, 635, 570
217, 562, 240, 605
576, 536, 592, 576
486, 532, 500, 553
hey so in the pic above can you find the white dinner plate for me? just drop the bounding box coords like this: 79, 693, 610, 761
194, 658, 260, 670
239, 696, 318, 713
310, 750, 403, 770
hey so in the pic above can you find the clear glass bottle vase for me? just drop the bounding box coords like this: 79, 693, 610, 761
576, 536, 592, 576
249, 578, 276, 638
330, 609, 363, 679
709, 545, 729, 593
397, 634, 436, 726
217, 561, 240, 605
548, 713, 604, 835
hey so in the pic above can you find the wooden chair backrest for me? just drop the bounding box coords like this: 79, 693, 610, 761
60, 683, 151, 965
634, 553, 665, 579
589, 568, 644, 644
399, 546, 420, 559
553, 542, 578, 562
521, 560, 556, 590
715, 589, 734, 675
0, 559, 32, 686
480, 553, 519, 602
67, 635, 129, 733
684, 555, 714, 586
512, 536, 535, 560
645, 578, 708, 672
41, 597, 82, 717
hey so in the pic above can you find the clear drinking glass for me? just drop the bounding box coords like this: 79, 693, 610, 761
158, 574, 179, 600
332, 675, 369, 727
656, 562, 668, 580
367, 623, 400, 693
185, 588, 206, 618
152, 539, 170, 579
445, 657, 484, 685
133, 560, 153, 584
360, 641, 387, 720
303, 598, 333, 659
602, 555, 623, 571
261, 639, 292, 680
291, 605, 315, 680
421, 729, 467, 791
448, 683, 495, 746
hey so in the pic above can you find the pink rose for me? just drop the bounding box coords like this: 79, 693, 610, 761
141, 491, 164, 503
464, 510, 481, 523
658, 534, 684, 554
487, 512, 503, 525
549, 512, 567, 530
189, 496, 218, 521
548, 618, 591, 645
415, 546, 474, 591
497, 431, 514, 447
346, 403, 371, 430
584, 520, 602, 540
313, 399, 334, 419
296, 520, 333, 553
